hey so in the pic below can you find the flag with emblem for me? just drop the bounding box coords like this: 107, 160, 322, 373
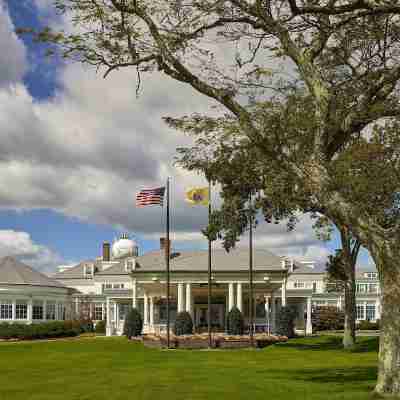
185, 187, 209, 205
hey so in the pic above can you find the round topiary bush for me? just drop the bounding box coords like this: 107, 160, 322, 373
311, 306, 345, 331
174, 311, 193, 335
227, 306, 244, 335
276, 306, 297, 338
123, 308, 143, 338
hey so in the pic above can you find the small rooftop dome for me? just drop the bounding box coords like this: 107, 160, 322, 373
112, 234, 138, 259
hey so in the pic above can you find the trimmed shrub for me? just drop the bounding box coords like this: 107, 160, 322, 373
276, 306, 297, 338
0, 321, 79, 340
95, 320, 106, 334
79, 319, 94, 333
311, 306, 345, 331
358, 320, 380, 330
227, 306, 244, 335
123, 308, 143, 338
174, 311, 193, 336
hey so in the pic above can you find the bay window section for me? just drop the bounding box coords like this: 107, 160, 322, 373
57, 303, 65, 320
0, 300, 12, 320
32, 300, 44, 320
16, 300, 27, 320
46, 302, 56, 320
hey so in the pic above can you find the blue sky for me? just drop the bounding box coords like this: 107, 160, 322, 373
0, 0, 374, 272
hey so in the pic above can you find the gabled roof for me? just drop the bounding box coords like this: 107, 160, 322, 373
291, 262, 326, 275
0, 256, 66, 288
53, 247, 287, 279
52, 260, 96, 279
132, 248, 285, 273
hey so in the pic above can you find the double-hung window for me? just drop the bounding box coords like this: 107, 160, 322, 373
46, 302, 56, 320
0, 300, 12, 320
32, 301, 43, 320
94, 304, 103, 320
356, 303, 365, 320
366, 302, 376, 321
16, 300, 27, 320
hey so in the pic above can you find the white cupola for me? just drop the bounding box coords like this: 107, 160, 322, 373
111, 233, 138, 259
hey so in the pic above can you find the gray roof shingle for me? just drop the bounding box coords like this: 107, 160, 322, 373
0, 256, 66, 288
131, 247, 285, 273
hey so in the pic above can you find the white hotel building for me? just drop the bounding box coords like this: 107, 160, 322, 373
0, 234, 381, 335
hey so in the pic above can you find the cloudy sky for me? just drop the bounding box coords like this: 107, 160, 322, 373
0, 0, 374, 272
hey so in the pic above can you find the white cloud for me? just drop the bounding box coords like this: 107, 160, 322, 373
0, 229, 64, 272
0, 1, 27, 88
0, 3, 334, 269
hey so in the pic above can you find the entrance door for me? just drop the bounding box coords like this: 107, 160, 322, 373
195, 305, 224, 328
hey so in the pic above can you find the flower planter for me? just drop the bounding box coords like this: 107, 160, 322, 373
142, 336, 163, 349
176, 338, 210, 349
218, 339, 252, 349
255, 339, 274, 348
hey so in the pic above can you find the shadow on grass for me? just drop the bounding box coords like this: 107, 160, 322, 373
349, 338, 379, 353
288, 366, 377, 384
277, 336, 379, 353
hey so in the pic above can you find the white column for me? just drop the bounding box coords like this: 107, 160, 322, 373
185, 283, 193, 316
27, 299, 33, 323
364, 300, 367, 321
306, 296, 313, 335
114, 302, 119, 331
43, 300, 47, 321
270, 293, 276, 333
12, 299, 16, 321
132, 278, 137, 309
228, 282, 235, 311
106, 297, 112, 336
376, 297, 381, 320
265, 296, 270, 334
149, 297, 154, 328
102, 302, 105, 320
281, 278, 287, 307
236, 283, 242, 312
177, 283, 185, 313
75, 298, 79, 318
144, 293, 149, 326
337, 295, 342, 310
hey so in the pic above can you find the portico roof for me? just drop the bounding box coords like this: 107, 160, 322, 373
132, 248, 286, 273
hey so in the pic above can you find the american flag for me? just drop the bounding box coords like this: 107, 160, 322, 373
136, 186, 166, 207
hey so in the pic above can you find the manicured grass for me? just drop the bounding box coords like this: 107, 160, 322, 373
0, 336, 379, 400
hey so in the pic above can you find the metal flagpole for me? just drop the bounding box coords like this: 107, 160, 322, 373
249, 193, 254, 347
207, 179, 212, 348
166, 177, 171, 349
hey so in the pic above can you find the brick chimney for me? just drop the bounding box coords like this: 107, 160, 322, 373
102, 242, 111, 262
160, 237, 171, 256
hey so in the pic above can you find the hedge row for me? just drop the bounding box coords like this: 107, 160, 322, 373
0, 320, 94, 340
357, 320, 380, 330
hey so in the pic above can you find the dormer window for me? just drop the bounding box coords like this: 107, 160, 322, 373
125, 259, 136, 272
283, 259, 294, 272
364, 272, 378, 279
84, 263, 94, 279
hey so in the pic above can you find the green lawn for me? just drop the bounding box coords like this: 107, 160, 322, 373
0, 336, 380, 400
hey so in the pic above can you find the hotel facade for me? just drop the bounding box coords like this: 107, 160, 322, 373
0, 235, 381, 335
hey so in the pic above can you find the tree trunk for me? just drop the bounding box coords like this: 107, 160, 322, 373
343, 270, 356, 349
374, 251, 400, 396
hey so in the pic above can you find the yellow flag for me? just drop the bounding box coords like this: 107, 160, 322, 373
185, 187, 209, 205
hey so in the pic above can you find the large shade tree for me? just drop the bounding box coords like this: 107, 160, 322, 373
23, 1, 400, 394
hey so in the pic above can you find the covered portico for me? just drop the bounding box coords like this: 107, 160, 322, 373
105, 246, 294, 336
